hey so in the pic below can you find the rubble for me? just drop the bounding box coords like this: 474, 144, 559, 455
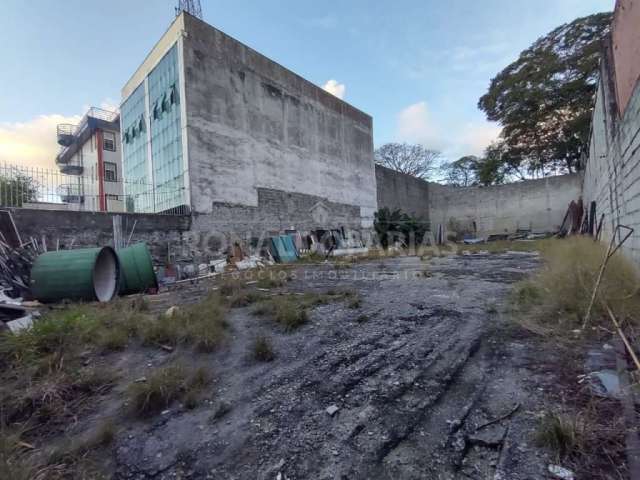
325, 405, 340, 416
548, 464, 575, 480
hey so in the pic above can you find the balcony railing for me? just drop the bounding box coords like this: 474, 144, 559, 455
0, 162, 189, 215
56, 123, 76, 147
57, 183, 84, 203
85, 107, 119, 123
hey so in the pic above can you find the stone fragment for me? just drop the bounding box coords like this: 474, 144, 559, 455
548, 464, 575, 480
326, 405, 339, 416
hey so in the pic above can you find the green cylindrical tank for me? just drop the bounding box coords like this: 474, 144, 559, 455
30, 247, 120, 303
117, 243, 158, 295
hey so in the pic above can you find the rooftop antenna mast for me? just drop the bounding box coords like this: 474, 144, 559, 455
175, 0, 203, 19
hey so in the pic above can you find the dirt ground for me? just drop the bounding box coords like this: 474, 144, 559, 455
20, 251, 621, 479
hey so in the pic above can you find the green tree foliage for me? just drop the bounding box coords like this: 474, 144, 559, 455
0, 173, 39, 207
375, 143, 440, 180
440, 156, 481, 186
478, 12, 612, 176
374, 207, 428, 248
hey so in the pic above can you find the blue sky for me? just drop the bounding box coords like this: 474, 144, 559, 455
0, 0, 614, 169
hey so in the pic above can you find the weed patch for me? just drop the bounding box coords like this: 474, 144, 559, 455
535, 411, 583, 459
510, 237, 640, 334
127, 362, 211, 417
139, 293, 228, 351
252, 335, 275, 362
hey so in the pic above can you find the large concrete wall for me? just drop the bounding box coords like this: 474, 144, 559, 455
375, 165, 429, 221
583, 30, 640, 263
429, 175, 583, 237
181, 13, 377, 231
8, 209, 191, 264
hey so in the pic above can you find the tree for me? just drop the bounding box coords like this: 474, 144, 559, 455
0, 173, 39, 207
478, 12, 612, 176
440, 156, 481, 186
375, 143, 440, 180
374, 207, 427, 248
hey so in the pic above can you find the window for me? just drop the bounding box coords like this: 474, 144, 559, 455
103, 131, 116, 152
104, 162, 117, 182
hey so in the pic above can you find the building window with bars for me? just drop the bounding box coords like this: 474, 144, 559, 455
104, 162, 118, 182
103, 131, 116, 152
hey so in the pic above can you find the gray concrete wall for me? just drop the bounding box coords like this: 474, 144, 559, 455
429, 175, 582, 237
375, 165, 429, 221
181, 14, 377, 231
583, 34, 640, 263
8, 209, 191, 264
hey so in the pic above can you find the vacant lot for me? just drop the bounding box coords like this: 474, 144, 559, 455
1, 250, 627, 479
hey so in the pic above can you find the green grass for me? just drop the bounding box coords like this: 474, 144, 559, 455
252, 335, 275, 362
253, 289, 360, 331
254, 296, 309, 330
139, 293, 228, 351
127, 363, 185, 417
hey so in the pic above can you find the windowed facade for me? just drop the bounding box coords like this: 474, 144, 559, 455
103, 131, 116, 152
121, 43, 187, 213
104, 162, 117, 182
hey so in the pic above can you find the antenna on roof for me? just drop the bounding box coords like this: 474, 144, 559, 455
175, 0, 203, 19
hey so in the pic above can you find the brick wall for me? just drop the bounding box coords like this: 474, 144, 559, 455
583, 34, 640, 263
8, 209, 191, 264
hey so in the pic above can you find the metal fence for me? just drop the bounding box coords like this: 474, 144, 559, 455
0, 163, 190, 215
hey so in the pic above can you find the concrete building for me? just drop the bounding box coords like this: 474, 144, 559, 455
120, 12, 377, 235
55, 107, 124, 212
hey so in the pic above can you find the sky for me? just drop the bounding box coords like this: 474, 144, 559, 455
0, 0, 614, 170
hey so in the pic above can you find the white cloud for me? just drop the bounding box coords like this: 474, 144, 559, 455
322, 79, 346, 99
394, 100, 501, 159
395, 101, 444, 150
0, 113, 82, 170
456, 121, 502, 157
0, 99, 119, 171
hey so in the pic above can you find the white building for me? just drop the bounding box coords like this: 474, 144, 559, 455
55, 107, 125, 212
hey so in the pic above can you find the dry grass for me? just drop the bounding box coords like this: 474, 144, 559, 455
510, 236, 640, 334
139, 293, 228, 351
535, 411, 584, 459
226, 290, 266, 308
127, 363, 186, 417
127, 362, 211, 417
459, 239, 547, 254
0, 293, 225, 441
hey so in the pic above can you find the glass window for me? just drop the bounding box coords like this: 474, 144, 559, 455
148, 43, 186, 213
121, 42, 187, 213
104, 162, 117, 182
103, 131, 116, 152
121, 83, 152, 212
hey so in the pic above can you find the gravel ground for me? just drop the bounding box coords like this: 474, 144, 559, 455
112, 252, 559, 479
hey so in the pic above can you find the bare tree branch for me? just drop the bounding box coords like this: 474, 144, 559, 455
374, 143, 440, 180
